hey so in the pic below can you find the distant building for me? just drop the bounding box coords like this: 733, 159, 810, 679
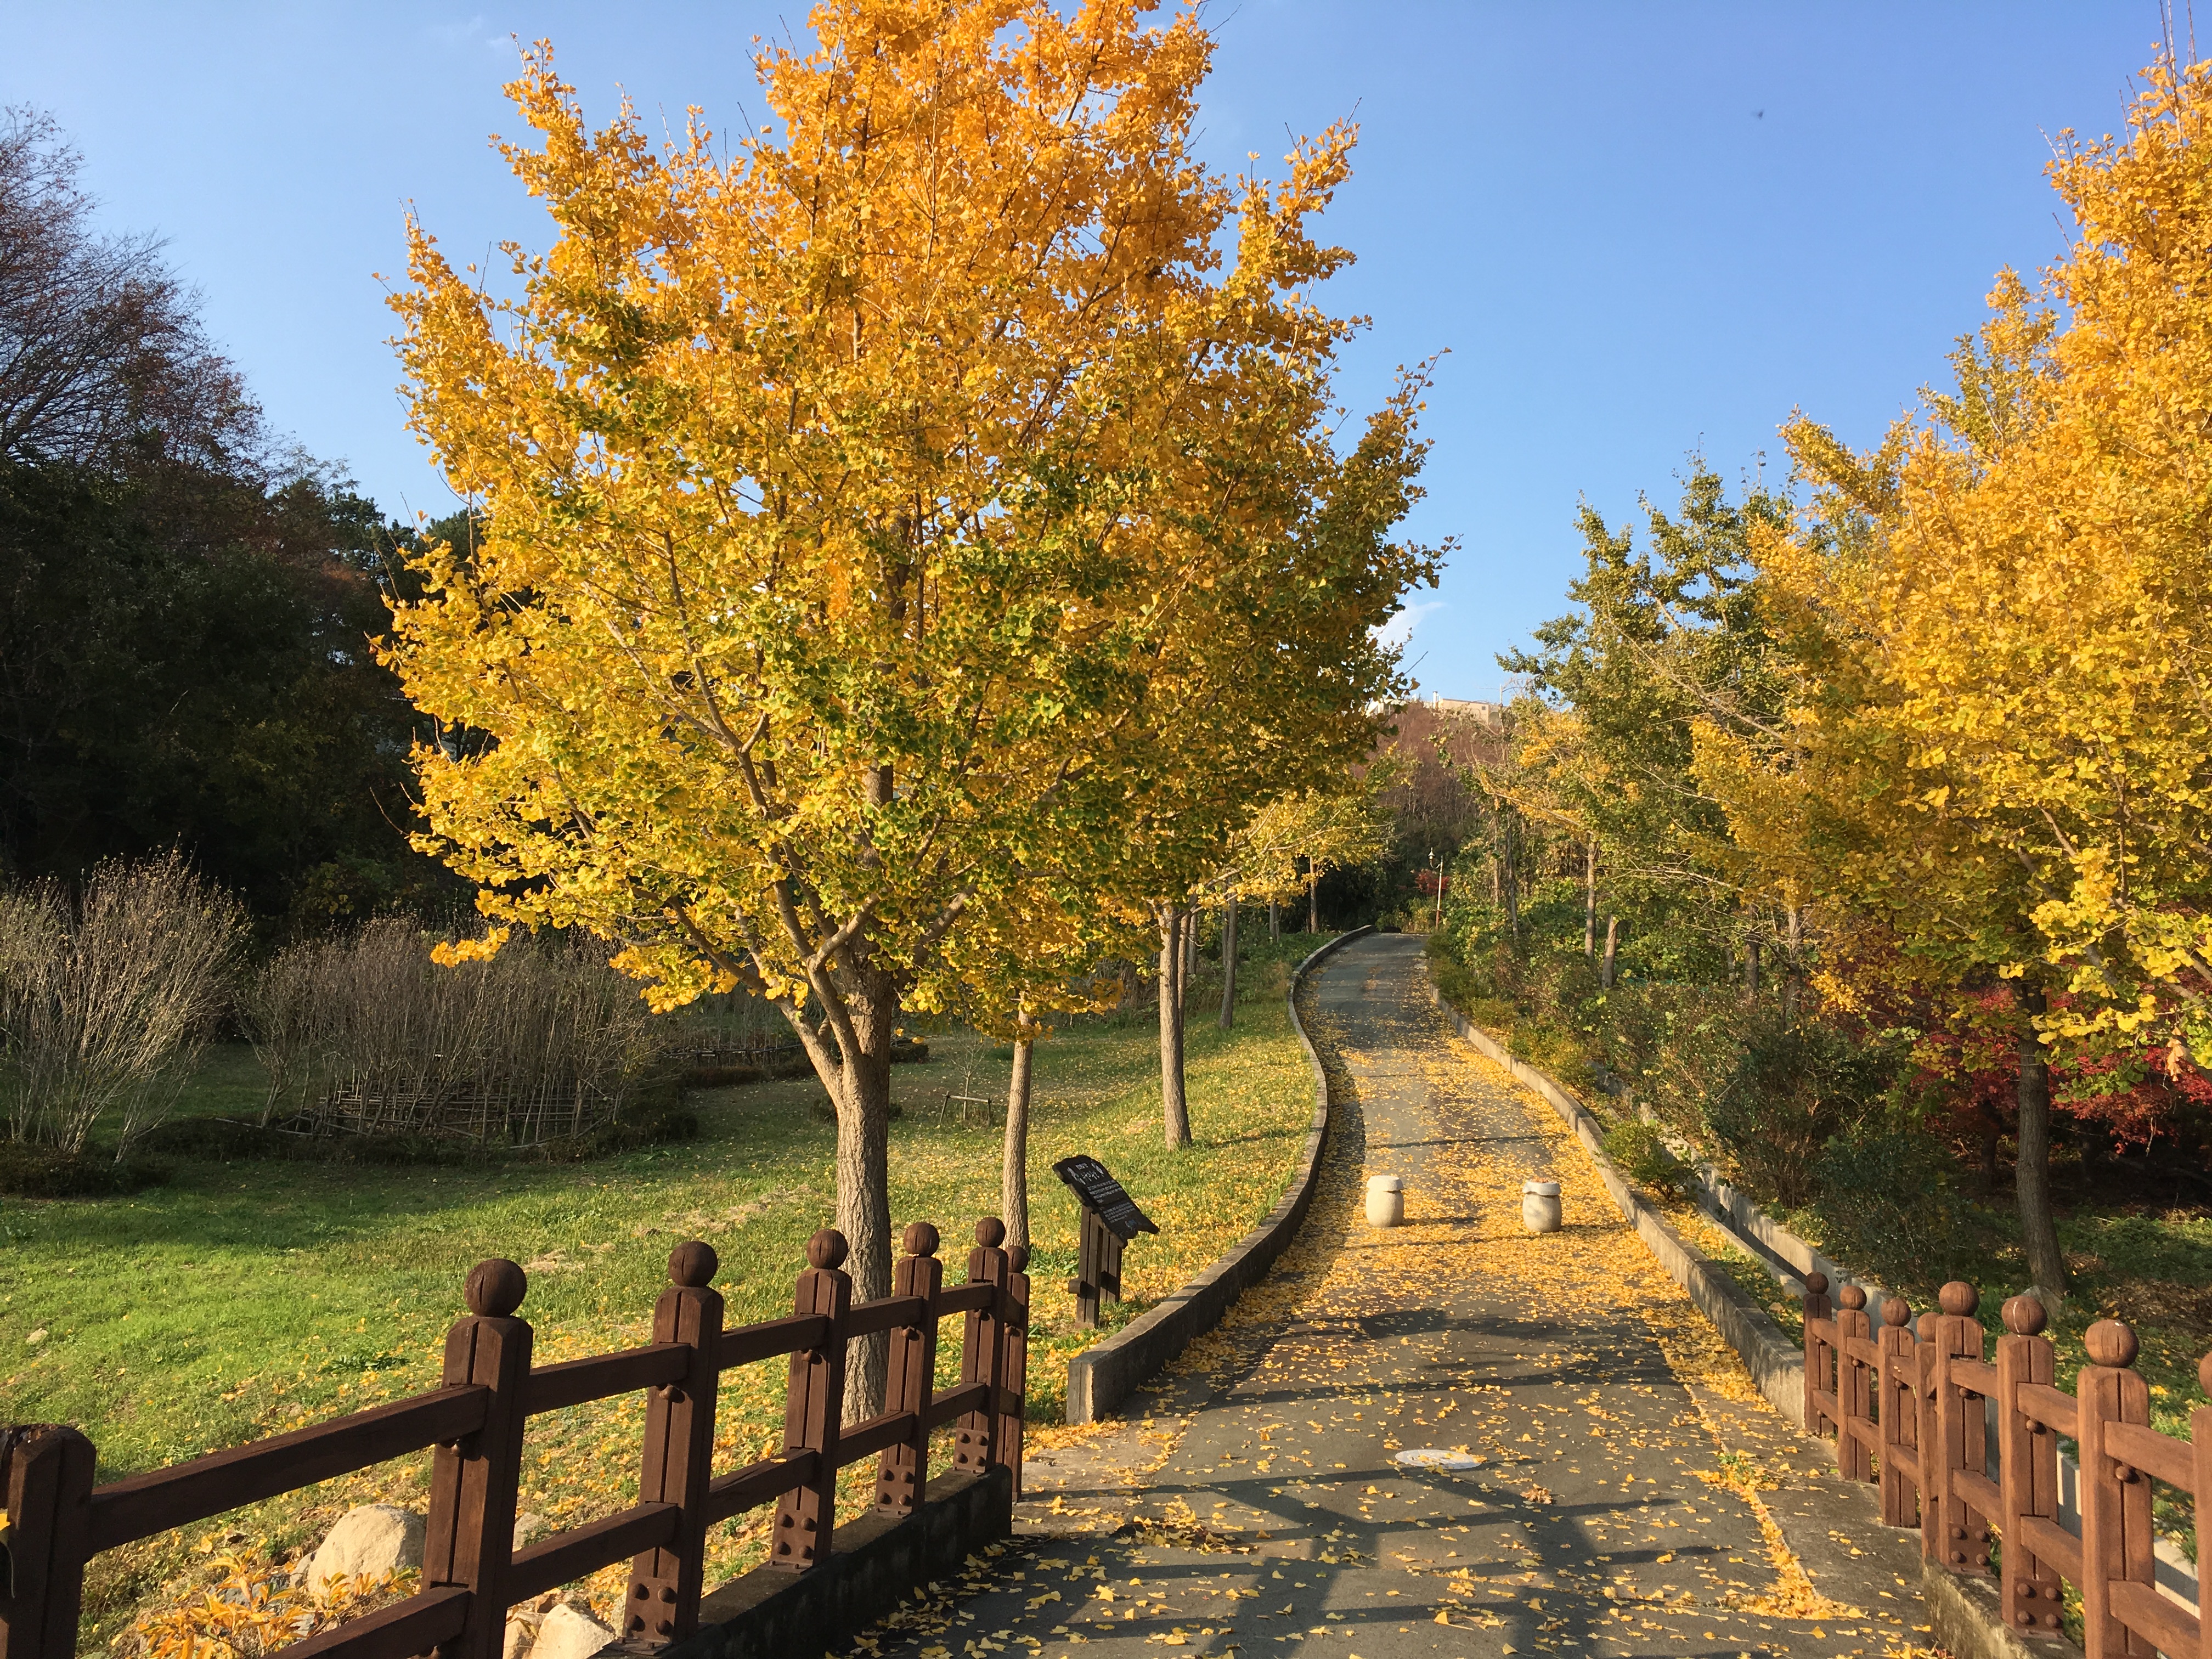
1412, 693, 1505, 729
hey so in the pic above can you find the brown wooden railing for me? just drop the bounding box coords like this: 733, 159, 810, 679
1801, 1272, 2210, 1658
0, 1217, 1030, 1659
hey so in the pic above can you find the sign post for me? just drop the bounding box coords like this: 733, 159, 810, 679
1052, 1155, 1159, 1329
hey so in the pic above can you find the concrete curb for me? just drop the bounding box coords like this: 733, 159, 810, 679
1064, 925, 1375, 1424
1427, 985, 1809, 1429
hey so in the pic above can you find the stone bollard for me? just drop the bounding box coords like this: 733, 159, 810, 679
1522, 1180, 1561, 1234
1365, 1174, 1404, 1227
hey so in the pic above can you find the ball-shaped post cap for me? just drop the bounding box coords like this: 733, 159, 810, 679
806, 1228, 849, 1271
976, 1216, 1007, 1249
1939, 1282, 1980, 1317
2084, 1319, 2139, 1370
1804, 1271, 1829, 1296
1882, 1296, 1911, 1328
1917, 1313, 1939, 1340
668, 1240, 719, 1288
2198, 1350, 2212, 1397
901, 1221, 941, 1259
466, 1258, 528, 1318
1837, 1284, 1867, 1311
1009, 1243, 1030, 1273
2002, 1294, 2049, 1337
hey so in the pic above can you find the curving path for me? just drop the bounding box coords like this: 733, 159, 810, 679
844, 934, 1926, 1659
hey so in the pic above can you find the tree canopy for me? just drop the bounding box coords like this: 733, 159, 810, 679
389, 3, 1440, 1401
0, 108, 450, 927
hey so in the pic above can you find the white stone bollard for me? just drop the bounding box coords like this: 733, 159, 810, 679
1365, 1173, 1404, 1228
1522, 1180, 1562, 1234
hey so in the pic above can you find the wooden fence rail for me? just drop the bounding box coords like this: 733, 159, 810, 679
0, 1216, 1030, 1659
1800, 1271, 2212, 1659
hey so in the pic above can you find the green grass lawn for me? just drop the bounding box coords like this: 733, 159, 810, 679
0, 932, 1333, 1646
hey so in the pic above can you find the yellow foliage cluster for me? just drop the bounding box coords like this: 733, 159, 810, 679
386, 0, 1440, 1297
1216, 771, 1396, 912
1696, 57, 2212, 1068
123, 1550, 410, 1659
390, 1, 1431, 1019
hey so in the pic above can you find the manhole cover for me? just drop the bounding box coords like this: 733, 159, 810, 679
1393, 1448, 1480, 1470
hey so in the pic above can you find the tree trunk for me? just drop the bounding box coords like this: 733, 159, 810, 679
1002, 1029, 1034, 1249
2015, 985, 2068, 1303
1269, 899, 1280, 942
1160, 907, 1190, 1147
1782, 906, 1804, 1021
1745, 934, 1761, 1000
1183, 907, 1197, 1004
1218, 894, 1239, 1031
815, 970, 899, 1421
1502, 814, 1520, 940
1307, 865, 1319, 934
1600, 915, 1618, 990
1583, 839, 1598, 960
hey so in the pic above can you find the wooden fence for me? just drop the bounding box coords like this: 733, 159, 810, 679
0, 1217, 1029, 1659
1801, 1272, 2210, 1658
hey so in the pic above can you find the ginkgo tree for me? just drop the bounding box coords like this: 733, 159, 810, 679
388, 2, 1439, 1409
1696, 55, 2212, 1302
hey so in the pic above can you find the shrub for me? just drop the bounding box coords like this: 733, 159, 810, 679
1602, 1116, 1692, 1200
1704, 1013, 1898, 1207
1810, 1122, 1968, 1292
240, 919, 664, 1146
0, 853, 246, 1154
0, 1141, 170, 1197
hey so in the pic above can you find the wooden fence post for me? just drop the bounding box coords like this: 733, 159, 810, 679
1994, 1293, 2064, 1637
0, 1425, 96, 1659
877, 1223, 943, 1517
771, 1229, 850, 1571
996, 1244, 1031, 1502
625, 1241, 724, 1645
2076, 1319, 2155, 1659
1835, 1284, 1873, 1483
954, 1218, 1009, 1480
1915, 1312, 1941, 1561
1932, 1282, 1991, 1576
424, 1259, 533, 1659
1876, 1296, 1920, 1528
1801, 1271, 1832, 1437
2193, 1353, 2212, 1659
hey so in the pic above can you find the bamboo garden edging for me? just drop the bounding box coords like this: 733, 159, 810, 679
0, 1218, 1031, 1659
1063, 925, 1374, 1425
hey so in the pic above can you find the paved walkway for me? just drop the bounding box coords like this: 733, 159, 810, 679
845, 934, 1927, 1659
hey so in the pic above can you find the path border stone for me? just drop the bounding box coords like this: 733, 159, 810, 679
1064, 925, 1375, 1425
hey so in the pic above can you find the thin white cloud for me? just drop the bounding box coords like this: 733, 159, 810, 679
426, 14, 487, 48
1373, 600, 1445, 654
424, 14, 508, 57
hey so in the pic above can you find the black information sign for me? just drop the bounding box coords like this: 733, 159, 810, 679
1052, 1155, 1159, 1242
1053, 1155, 1156, 1329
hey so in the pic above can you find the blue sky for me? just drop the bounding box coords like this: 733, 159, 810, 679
0, 3, 2176, 696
